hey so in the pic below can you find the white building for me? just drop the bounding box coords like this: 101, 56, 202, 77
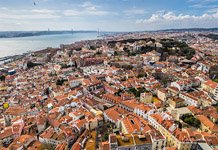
179, 93, 198, 106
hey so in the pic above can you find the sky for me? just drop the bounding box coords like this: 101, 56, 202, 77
0, 0, 218, 31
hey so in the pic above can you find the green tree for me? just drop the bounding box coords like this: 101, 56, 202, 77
181, 114, 200, 128
0, 75, 5, 81
103, 133, 109, 141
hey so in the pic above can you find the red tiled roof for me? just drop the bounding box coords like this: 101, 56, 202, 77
197, 115, 218, 132
204, 80, 218, 89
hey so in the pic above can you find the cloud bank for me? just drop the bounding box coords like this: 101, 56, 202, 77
136, 11, 218, 29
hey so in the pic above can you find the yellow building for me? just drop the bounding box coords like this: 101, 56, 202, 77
157, 89, 168, 101
201, 80, 218, 100
158, 123, 191, 150
148, 114, 191, 150
140, 92, 153, 104
201, 80, 217, 94
0, 86, 7, 91
168, 97, 185, 109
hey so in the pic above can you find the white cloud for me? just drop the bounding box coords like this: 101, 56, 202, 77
207, 8, 218, 13
63, 10, 80, 16
0, 7, 8, 10
0, 9, 60, 20
188, 0, 218, 8
124, 8, 147, 15
82, 1, 100, 11
188, 0, 218, 3
63, 9, 111, 16
63, 1, 113, 17
82, 1, 98, 8
201, 0, 218, 2
136, 11, 218, 29
86, 10, 111, 16
191, 3, 209, 8
0, 14, 59, 19
31, 9, 56, 14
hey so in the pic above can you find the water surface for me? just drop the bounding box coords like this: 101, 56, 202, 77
0, 32, 98, 57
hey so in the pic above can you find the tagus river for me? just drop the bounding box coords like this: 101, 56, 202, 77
0, 32, 98, 58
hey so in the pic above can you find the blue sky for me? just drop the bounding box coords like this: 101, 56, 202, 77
0, 0, 218, 31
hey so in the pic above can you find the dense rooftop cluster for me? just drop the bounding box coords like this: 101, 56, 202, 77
0, 31, 218, 150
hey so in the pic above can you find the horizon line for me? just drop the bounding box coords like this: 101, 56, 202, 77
0, 27, 218, 33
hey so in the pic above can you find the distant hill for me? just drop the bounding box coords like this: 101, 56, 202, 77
156, 28, 218, 32
0, 30, 97, 38
0, 28, 217, 38
205, 34, 218, 40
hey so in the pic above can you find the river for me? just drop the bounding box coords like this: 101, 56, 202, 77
0, 32, 98, 58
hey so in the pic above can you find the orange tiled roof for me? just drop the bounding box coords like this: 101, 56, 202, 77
135, 104, 151, 112
150, 114, 163, 124
105, 107, 122, 122
204, 80, 218, 89
197, 115, 218, 132
121, 114, 151, 134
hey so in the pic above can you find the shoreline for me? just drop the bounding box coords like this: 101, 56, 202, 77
0, 31, 122, 60
0, 36, 105, 65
